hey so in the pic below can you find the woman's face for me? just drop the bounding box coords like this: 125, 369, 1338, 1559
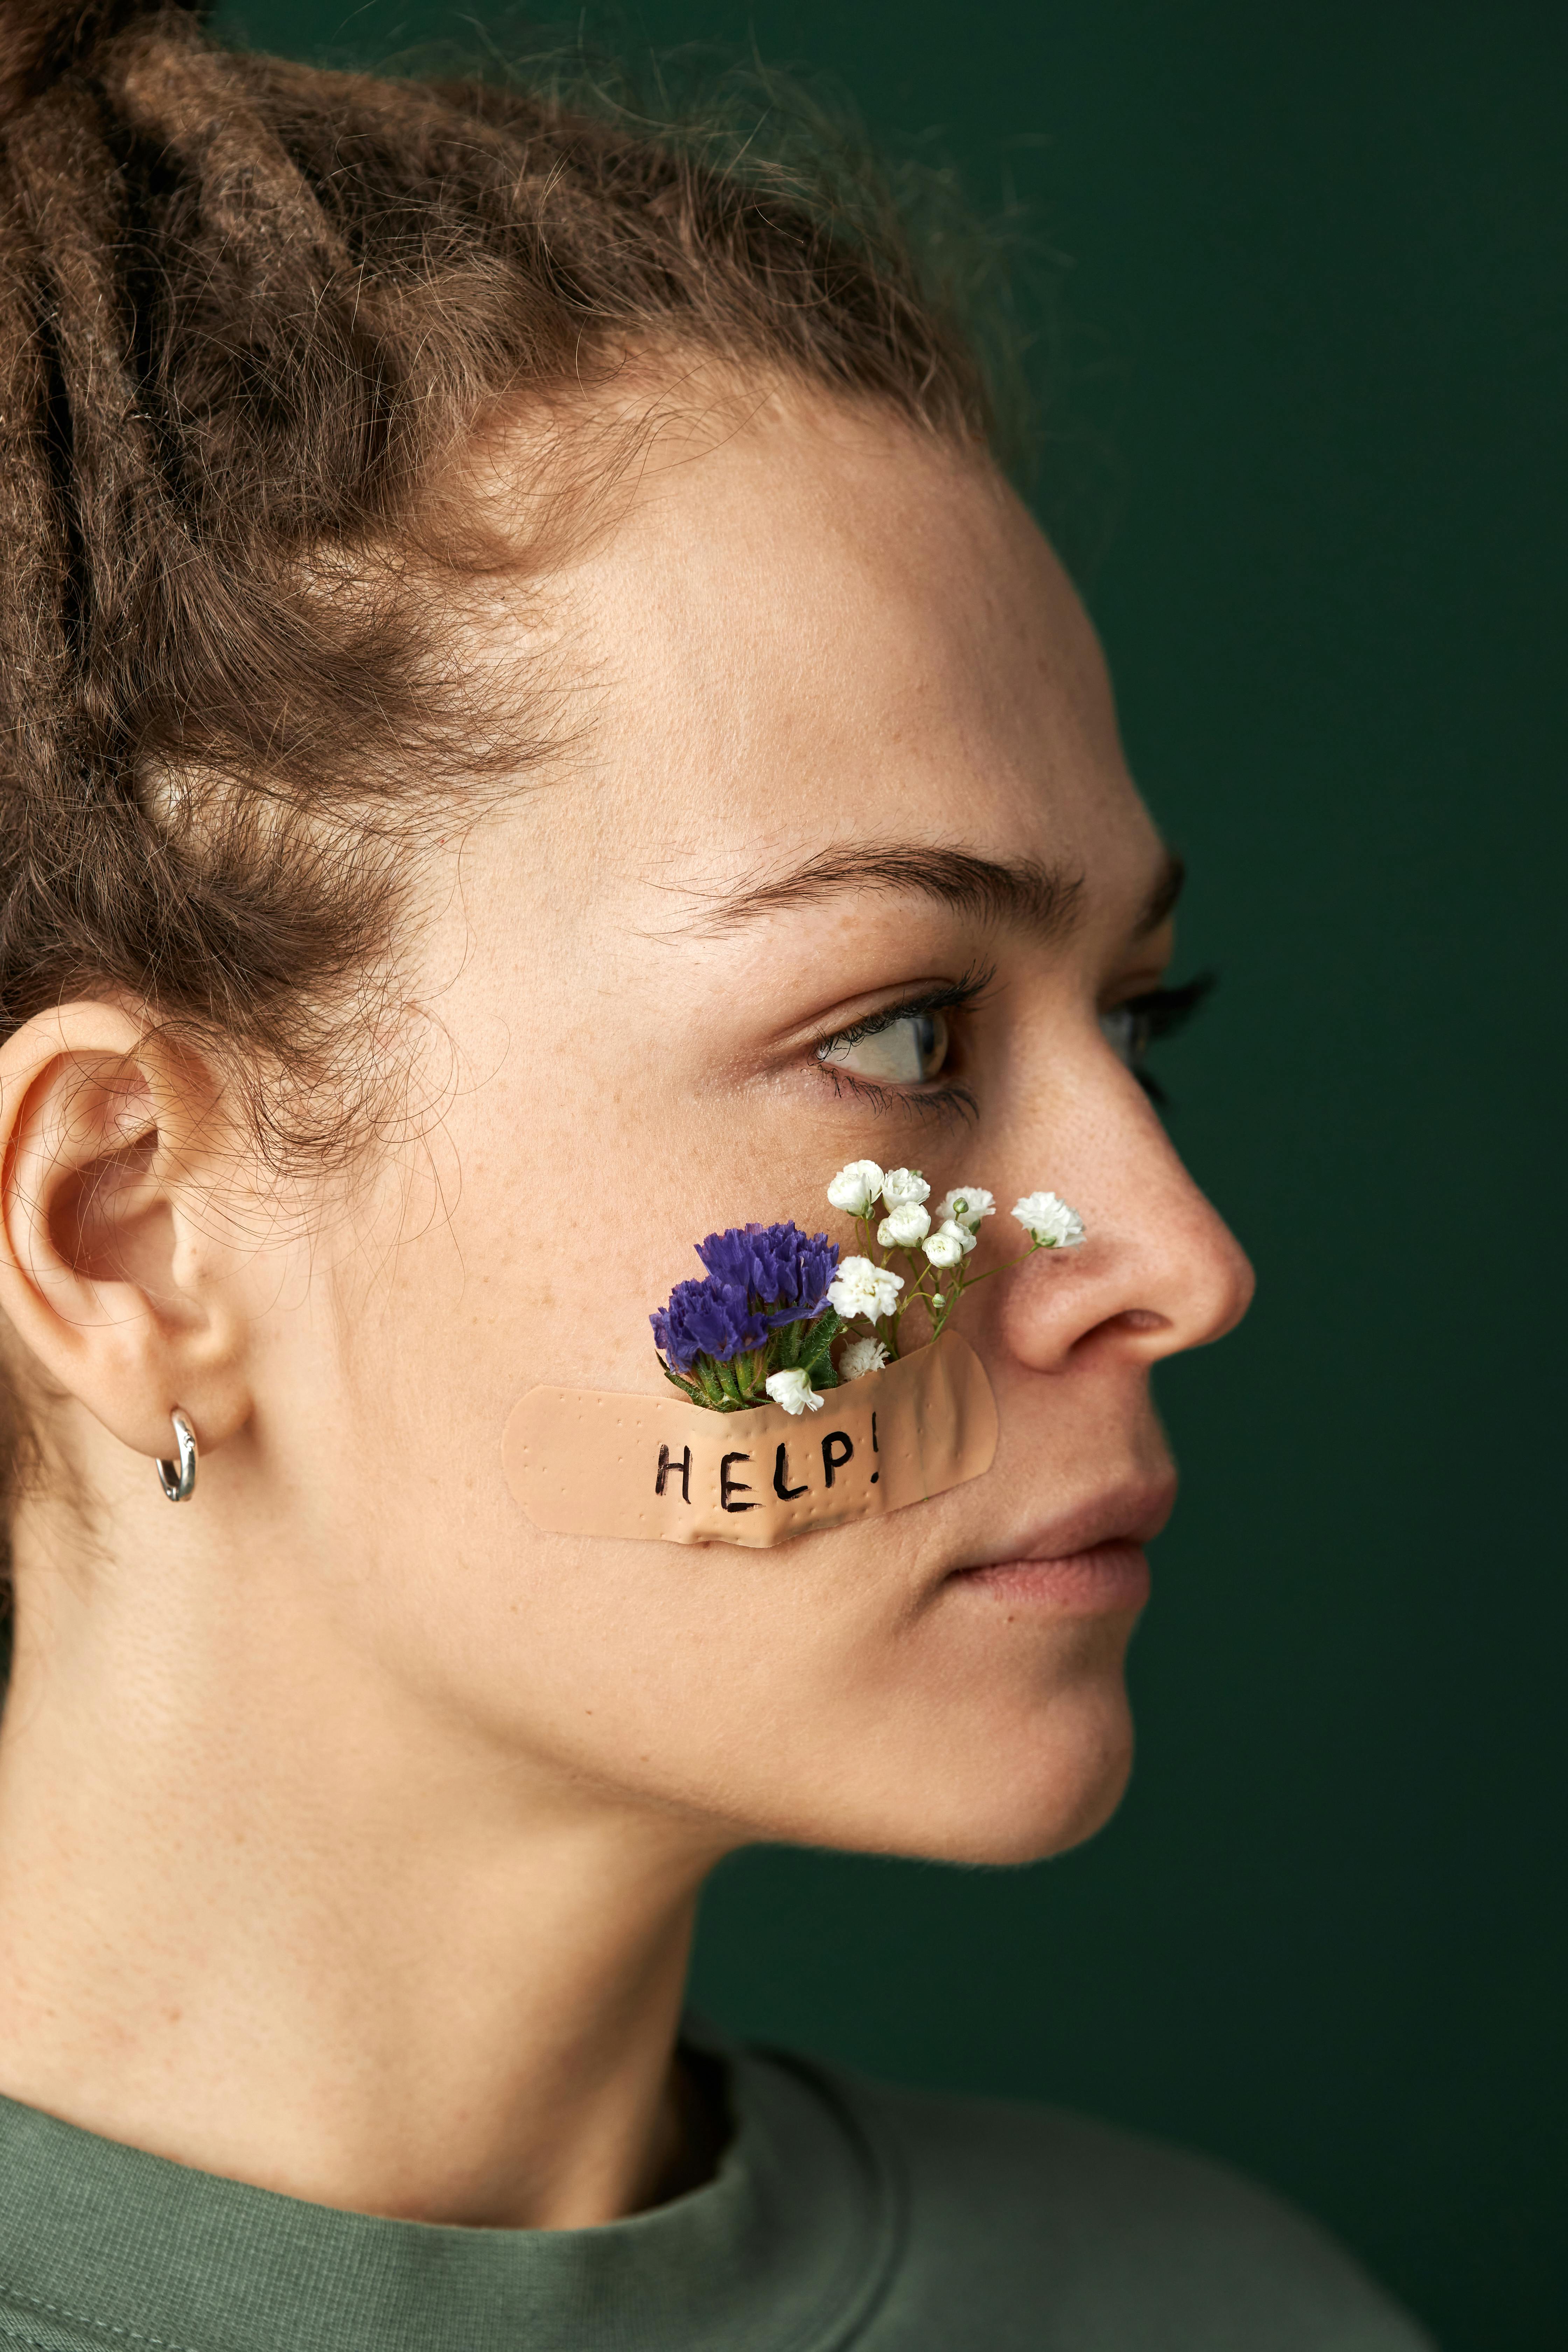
259, 387, 1253, 1867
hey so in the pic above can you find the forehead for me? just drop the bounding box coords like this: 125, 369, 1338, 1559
520, 387, 1155, 904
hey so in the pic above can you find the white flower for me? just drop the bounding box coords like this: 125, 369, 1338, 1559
923, 1218, 977, 1268
765, 1367, 826, 1416
826, 1159, 885, 1217
879, 1167, 930, 1210
828, 1254, 905, 1321
838, 1335, 890, 1382
877, 1202, 931, 1248
935, 1185, 996, 1230
1011, 1190, 1086, 1249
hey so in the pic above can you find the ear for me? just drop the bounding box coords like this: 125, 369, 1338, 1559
0, 1003, 255, 1464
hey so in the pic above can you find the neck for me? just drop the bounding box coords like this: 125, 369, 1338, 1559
0, 1520, 727, 2228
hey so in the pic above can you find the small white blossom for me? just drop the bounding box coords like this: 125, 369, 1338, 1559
766, 1367, 826, 1416
877, 1202, 931, 1248
1011, 1190, 1086, 1249
879, 1167, 931, 1210
828, 1254, 905, 1322
923, 1218, 976, 1268
935, 1185, 996, 1230
826, 1159, 885, 1217
838, 1335, 890, 1382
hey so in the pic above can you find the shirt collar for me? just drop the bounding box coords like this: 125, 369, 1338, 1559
0, 2032, 900, 2352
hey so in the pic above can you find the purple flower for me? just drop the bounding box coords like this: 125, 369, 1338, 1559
694, 1222, 839, 1319
651, 1221, 839, 1373
651, 1277, 769, 1373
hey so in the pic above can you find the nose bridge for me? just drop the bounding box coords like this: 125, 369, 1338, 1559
996, 1074, 1255, 1368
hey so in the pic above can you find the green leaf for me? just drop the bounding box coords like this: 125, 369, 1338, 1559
800, 1307, 845, 1376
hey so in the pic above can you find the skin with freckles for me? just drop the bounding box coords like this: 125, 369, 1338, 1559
0, 382, 1253, 2231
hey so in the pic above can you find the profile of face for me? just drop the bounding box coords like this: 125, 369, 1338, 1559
2, 382, 1253, 1878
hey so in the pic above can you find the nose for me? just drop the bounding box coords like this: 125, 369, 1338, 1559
995, 1082, 1255, 1375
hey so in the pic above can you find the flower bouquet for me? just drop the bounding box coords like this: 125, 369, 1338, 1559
652, 1163, 1084, 1416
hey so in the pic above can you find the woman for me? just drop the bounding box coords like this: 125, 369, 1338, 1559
0, 2, 1430, 2343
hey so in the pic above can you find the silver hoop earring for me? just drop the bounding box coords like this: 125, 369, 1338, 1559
156, 1409, 198, 1504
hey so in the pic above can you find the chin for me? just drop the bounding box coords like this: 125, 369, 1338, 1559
813, 1677, 1139, 1869
922, 1728, 1134, 1867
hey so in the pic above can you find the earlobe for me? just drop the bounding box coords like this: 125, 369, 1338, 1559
0, 1003, 254, 1466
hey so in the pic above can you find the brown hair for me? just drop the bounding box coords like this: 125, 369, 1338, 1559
0, 0, 990, 1578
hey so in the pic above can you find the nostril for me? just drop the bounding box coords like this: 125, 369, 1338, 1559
1062, 1306, 1172, 1366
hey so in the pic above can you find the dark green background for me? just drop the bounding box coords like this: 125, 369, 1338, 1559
223, 4, 1567, 2343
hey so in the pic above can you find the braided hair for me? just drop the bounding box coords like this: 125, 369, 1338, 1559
0, 0, 988, 1572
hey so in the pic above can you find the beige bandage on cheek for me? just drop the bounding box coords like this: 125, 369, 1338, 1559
503, 1331, 998, 1549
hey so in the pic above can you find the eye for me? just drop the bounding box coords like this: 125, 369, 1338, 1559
1099, 1001, 1152, 1068
1100, 975, 1214, 1099
818, 1006, 951, 1085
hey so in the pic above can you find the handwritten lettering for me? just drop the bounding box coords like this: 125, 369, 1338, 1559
654, 1443, 692, 1504
821, 1430, 854, 1488
773, 1443, 808, 1500
720, 1452, 757, 1512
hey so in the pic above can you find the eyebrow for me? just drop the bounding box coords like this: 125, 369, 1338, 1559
677, 842, 1087, 944
674, 839, 1186, 946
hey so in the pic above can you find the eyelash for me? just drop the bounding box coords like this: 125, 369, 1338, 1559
811, 968, 1216, 1121
812, 968, 993, 1128
1103, 973, 1216, 1107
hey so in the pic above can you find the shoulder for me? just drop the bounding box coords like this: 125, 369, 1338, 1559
766, 2053, 1435, 2351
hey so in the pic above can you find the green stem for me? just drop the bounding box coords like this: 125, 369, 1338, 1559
947, 1238, 1044, 1292
891, 1250, 943, 1340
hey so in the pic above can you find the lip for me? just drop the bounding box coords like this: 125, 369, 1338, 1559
954, 1540, 1152, 1614
953, 1473, 1178, 1576
943, 1473, 1177, 1615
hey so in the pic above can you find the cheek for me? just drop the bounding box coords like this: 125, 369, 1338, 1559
429, 1064, 782, 1400
346, 1469, 1140, 1866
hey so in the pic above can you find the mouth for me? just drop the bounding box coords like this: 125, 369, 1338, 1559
944, 1475, 1177, 1616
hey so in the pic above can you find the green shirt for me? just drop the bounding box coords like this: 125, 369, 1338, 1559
0, 2031, 1430, 2351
